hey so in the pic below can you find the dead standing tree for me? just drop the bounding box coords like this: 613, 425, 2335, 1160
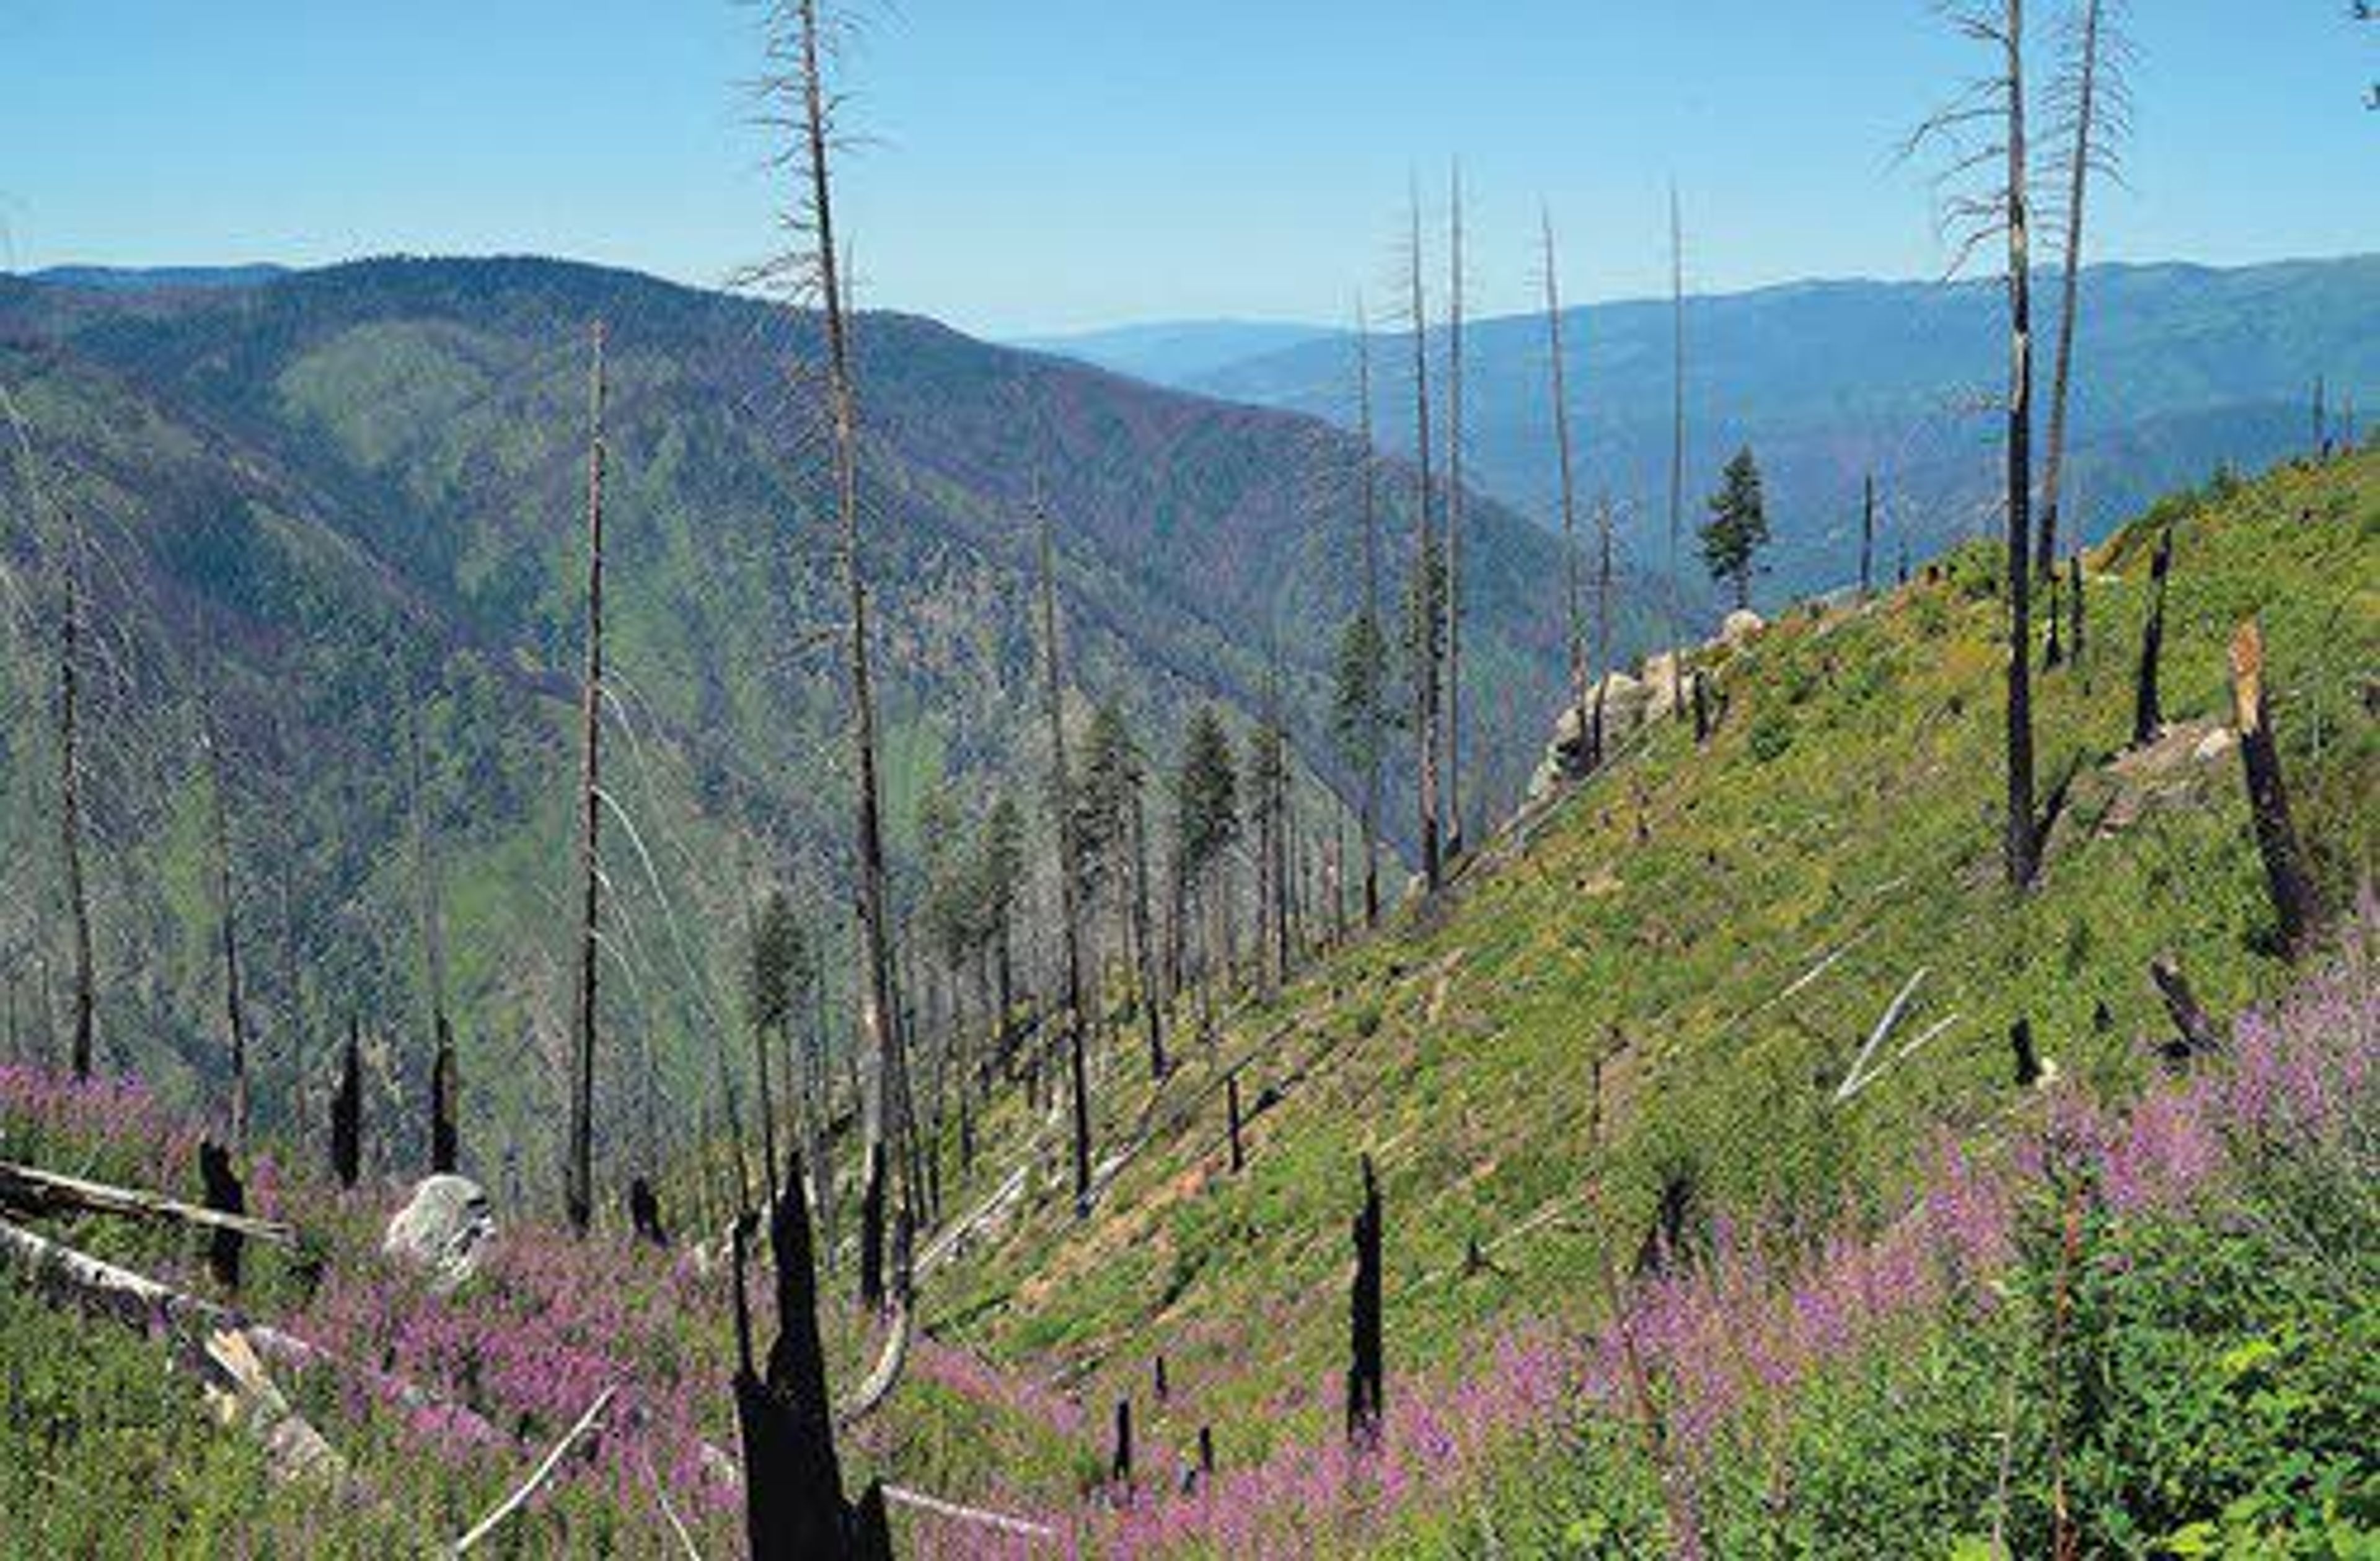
731, 1149, 892, 1559
2228, 619, 2318, 960
752, 0, 910, 1308
563, 319, 608, 1236
2131, 525, 2173, 746
1541, 211, 1590, 762
1910, 0, 2042, 890
1404, 182, 1444, 894
3, 390, 97, 1079
408, 706, 459, 1174
2036, 0, 2131, 578
199, 688, 251, 1153
1442, 160, 1468, 859
1666, 182, 1689, 716
1035, 501, 1095, 1211
1346, 1154, 1384, 1447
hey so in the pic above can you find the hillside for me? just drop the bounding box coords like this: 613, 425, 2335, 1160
2, 451, 2369, 1556
904, 448, 2377, 1546
1183, 257, 2380, 603
0, 255, 1618, 1181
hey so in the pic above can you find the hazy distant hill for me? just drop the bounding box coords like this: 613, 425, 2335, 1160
1011, 318, 1339, 387
1178, 256, 2380, 601
0, 256, 1592, 1161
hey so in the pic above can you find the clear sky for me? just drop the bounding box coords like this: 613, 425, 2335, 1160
1, 1, 2368, 336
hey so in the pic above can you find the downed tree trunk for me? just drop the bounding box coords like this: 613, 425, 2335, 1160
2229, 618, 2318, 961
201, 1327, 351, 1490
881, 1482, 1056, 1542
452, 1384, 617, 1554
1833, 968, 1929, 1104
0, 1159, 294, 1246
2149, 957, 2223, 1064
832, 1210, 912, 1431
0, 1215, 497, 1440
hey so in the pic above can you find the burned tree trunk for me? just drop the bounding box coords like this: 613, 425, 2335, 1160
1443, 161, 1467, 860
1226, 1074, 1243, 1174
2149, 956, 2222, 1064
1346, 1154, 1383, 1446
2043, 566, 2064, 668
1130, 793, 1166, 1080
1036, 504, 1095, 1213
731, 1146, 887, 1559
2069, 550, 2086, 667
563, 319, 608, 1236
330, 1019, 361, 1191
2038, 0, 2122, 578
1859, 472, 1875, 599
1407, 185, 1443, 894
202, 698, 252, 1153
2000, 0, 2040, 890
628, 1176, 668, 1247
60, 547, 95, 1081
1110, 1397, 1134, 1487
2228, 619, 2317, 960
1542, 213, 1588, 752
2131, 527, 2172, 747
198, 1140, 245, 1293
409, 710, 459, 1176
2009, 1017, 2043, 1087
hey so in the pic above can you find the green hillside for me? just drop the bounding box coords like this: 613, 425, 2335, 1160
896, 447, 2376, 1546
0, 452, 2370, 1557
0, 257, 1626, 1189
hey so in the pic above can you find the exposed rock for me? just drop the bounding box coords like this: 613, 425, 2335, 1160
1721, 609, 1766, 646
382, 1174, 496, 1293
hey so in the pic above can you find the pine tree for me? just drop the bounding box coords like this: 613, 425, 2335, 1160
1698, 447, 1770, 611
1174, 708, 1239, 1013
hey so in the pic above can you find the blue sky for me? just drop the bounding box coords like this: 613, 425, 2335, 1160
1, 1, 2366, 335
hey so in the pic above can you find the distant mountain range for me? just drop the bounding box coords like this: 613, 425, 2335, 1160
1010, 319, 1339, 386
1026, 257, 2379, 602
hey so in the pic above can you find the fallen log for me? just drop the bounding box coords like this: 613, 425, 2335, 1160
0, 1215, 499, 1441
881, 1483, 1057, 1542
1833, 968, 1929, 1104
833, 1290, 914, 1430
452, 1384, 617, 1554
2149, 957, 2223, 1063
201, 1327, 351, 1491
0, 1159, 295, 1246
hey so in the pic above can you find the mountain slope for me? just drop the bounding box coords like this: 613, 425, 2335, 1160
0, 452, 2367, 1559
0, 255, 1600, 1181
904, 449, 2378, 1538
1190, 257, 2380, 603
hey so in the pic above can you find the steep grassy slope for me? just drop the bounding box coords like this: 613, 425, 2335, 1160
0, 454, 2369, 1557
0, 256, 1618, 1184
1192, 257, 2380, 601
911, 449, 2376, 1511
